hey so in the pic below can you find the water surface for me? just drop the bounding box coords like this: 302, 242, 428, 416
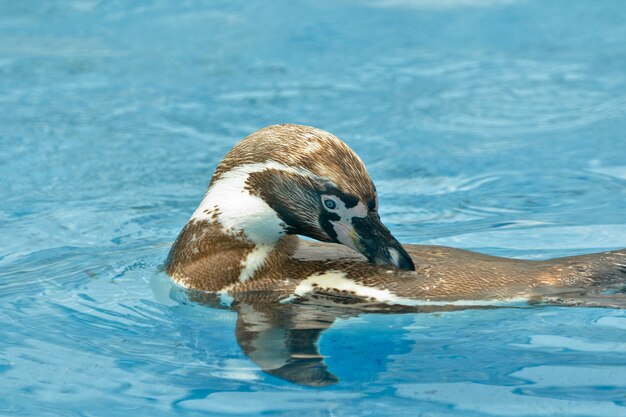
1, 1, 626, 416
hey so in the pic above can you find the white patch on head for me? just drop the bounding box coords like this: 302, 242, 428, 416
321, 195, 367, 220
321, 194, 368, 249
192, 161, 329, 244
238, 244, 273, 282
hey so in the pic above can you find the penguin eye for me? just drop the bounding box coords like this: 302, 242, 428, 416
323, 198, 337, 210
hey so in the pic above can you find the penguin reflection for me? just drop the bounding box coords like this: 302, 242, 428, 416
180, 289, 626, 387
184, 290, 504, 387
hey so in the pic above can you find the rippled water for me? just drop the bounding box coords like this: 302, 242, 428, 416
1, 1, 626, 416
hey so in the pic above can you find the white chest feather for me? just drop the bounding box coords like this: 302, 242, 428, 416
191, 163, 286, 243
191, 161, 326, 244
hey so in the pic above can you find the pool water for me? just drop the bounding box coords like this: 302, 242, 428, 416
1, 0, 626, 416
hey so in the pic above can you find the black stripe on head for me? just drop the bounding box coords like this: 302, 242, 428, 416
323, 185, 359, 208
317, 186, 361, 244
318, 210, 340, 242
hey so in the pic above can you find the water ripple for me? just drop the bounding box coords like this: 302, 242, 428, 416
372, 55, 626, 135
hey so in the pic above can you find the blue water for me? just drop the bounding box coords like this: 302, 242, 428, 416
1, 0, 626, 416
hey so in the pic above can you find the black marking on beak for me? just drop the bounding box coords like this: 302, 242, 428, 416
351, 212, 415, 271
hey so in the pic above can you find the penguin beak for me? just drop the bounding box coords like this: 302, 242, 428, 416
338, 212, 415, 271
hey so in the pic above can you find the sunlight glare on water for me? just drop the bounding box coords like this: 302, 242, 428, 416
1, 1, 626, 416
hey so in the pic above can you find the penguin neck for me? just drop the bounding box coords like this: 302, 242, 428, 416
166, 218, 298, 292
166, 164, 302, 290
